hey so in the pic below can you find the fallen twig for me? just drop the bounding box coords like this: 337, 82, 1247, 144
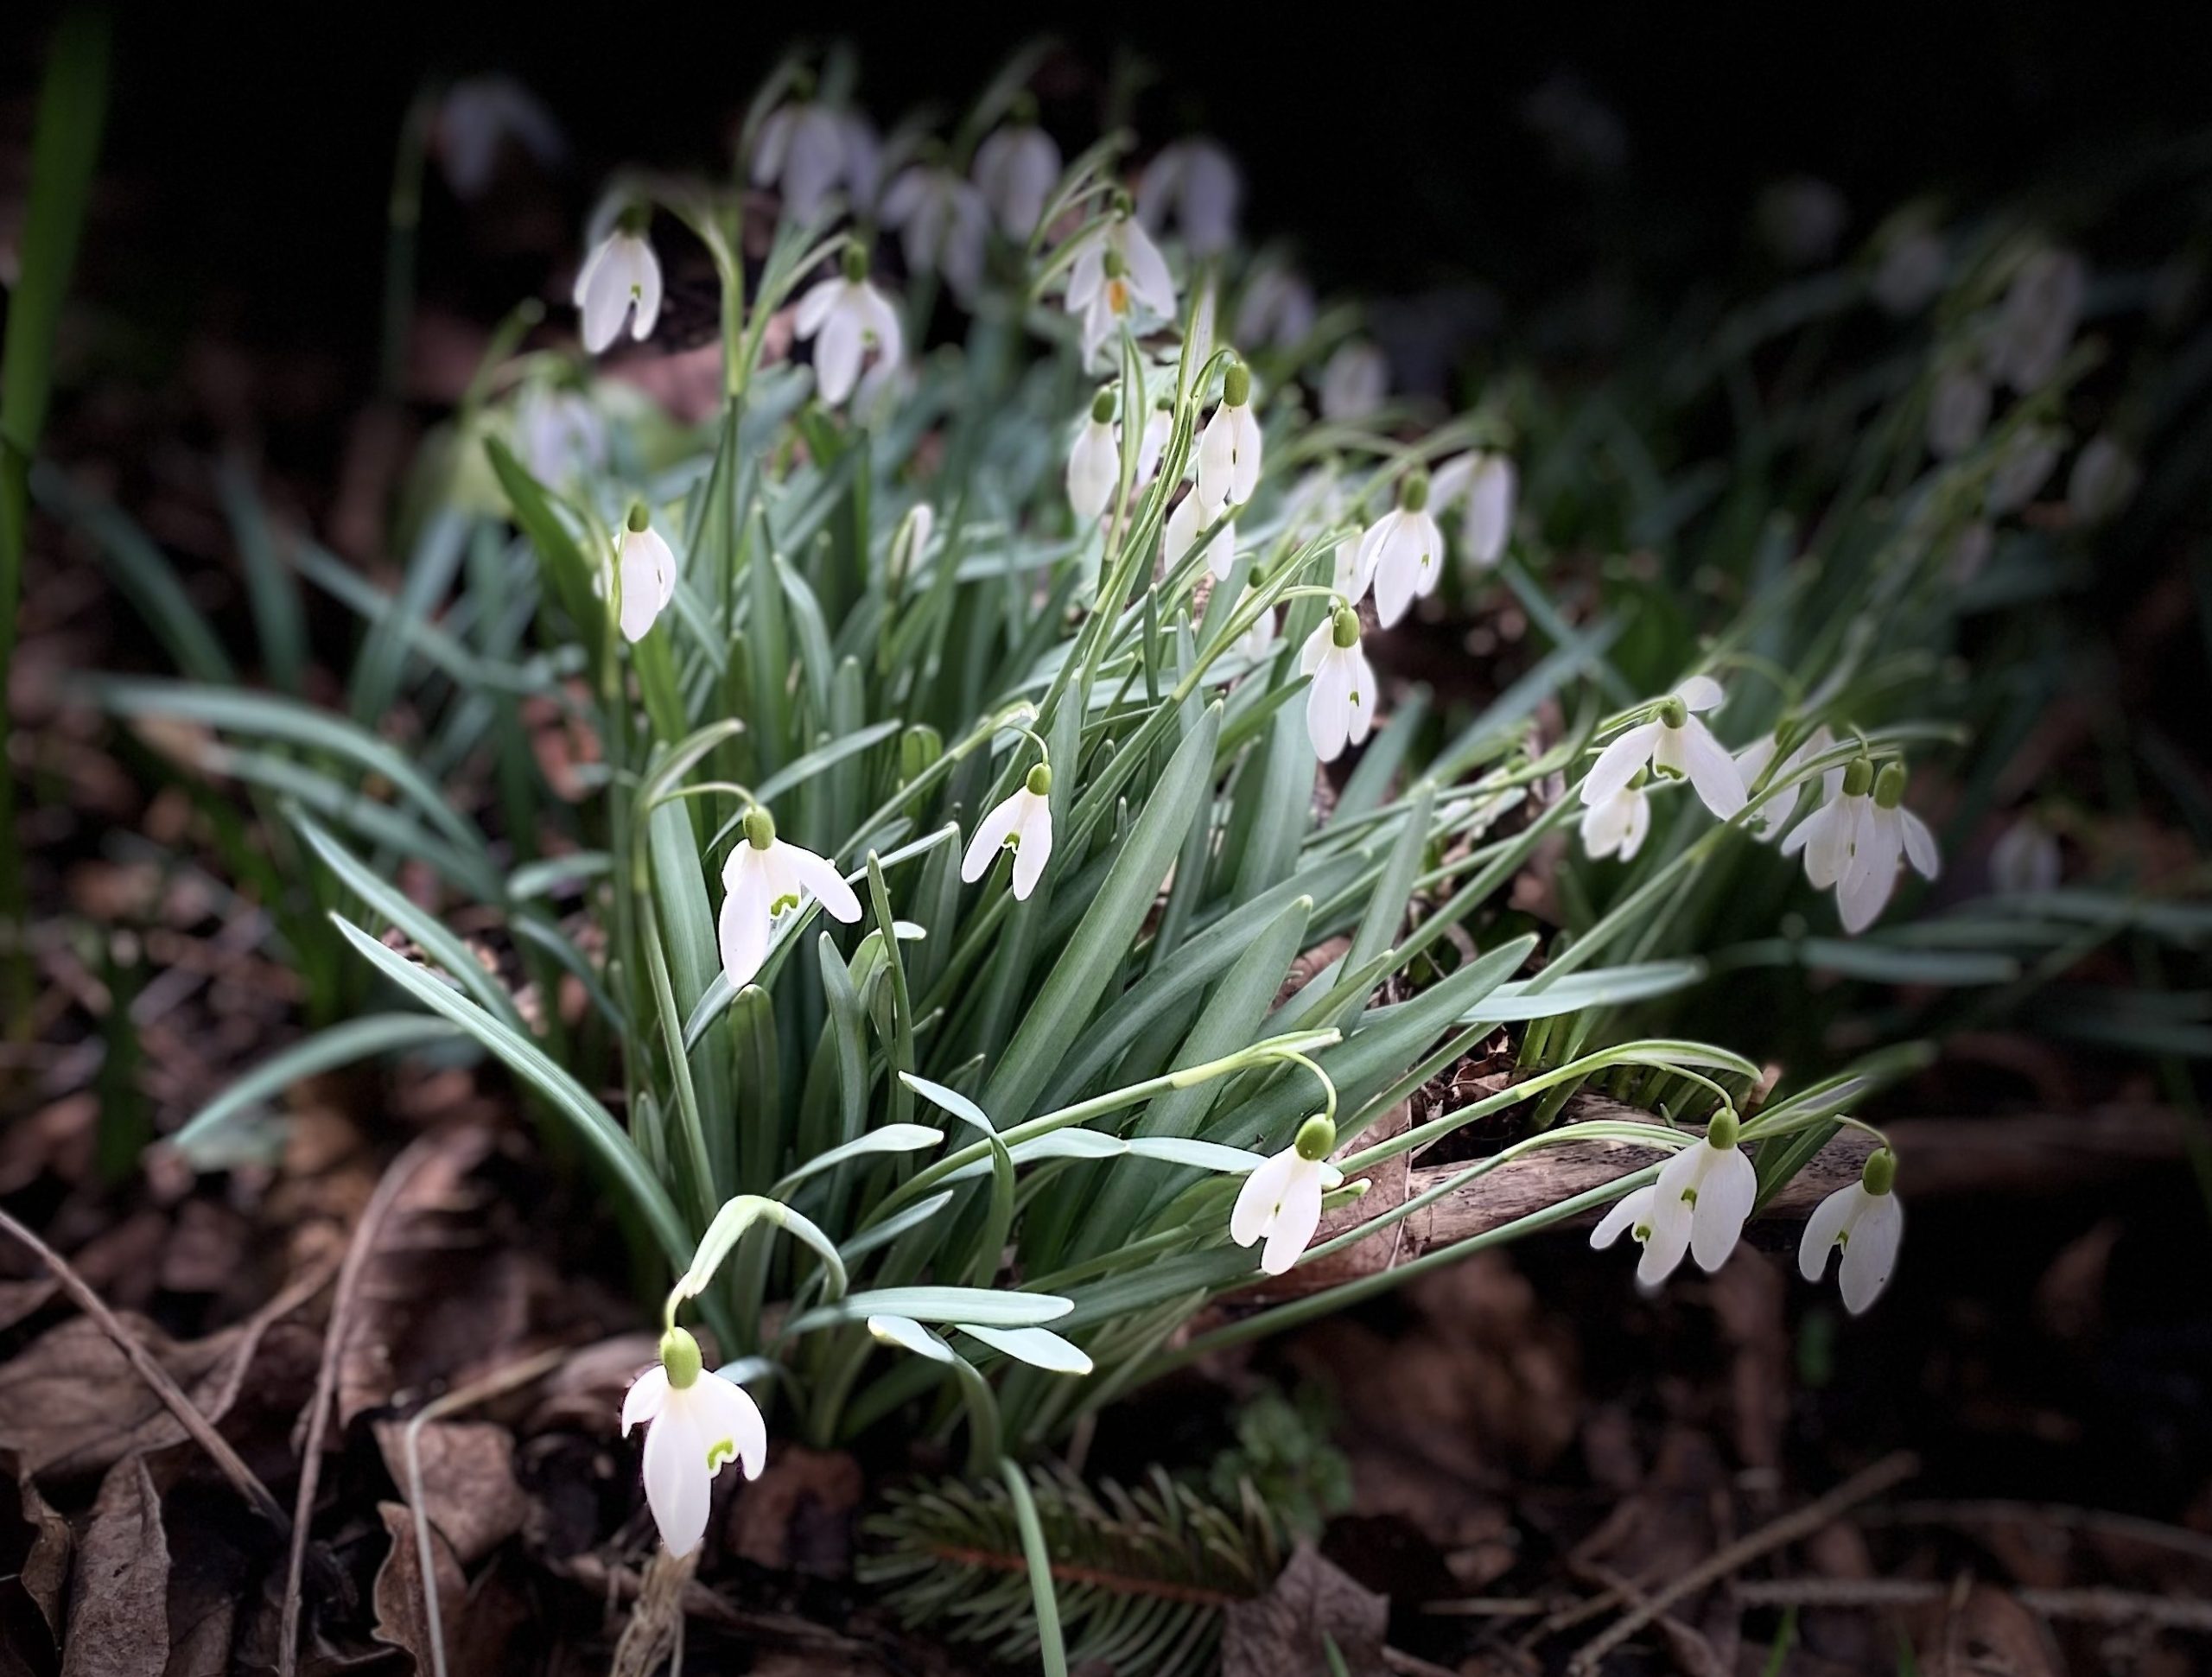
1863, 1498, 2212, 1570
1732, 1578, 2212, 1632
1567, 1451, 1920, 1674
0, 1205, 298, 1535
277, 1134, 450, 1677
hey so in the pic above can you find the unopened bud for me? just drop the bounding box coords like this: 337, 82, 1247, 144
842, 245, 868, 283
743, 807, 777, 849
1026, 762, 1052, 796
1862, 1147, 1898, 1196
1842, 757, 1874, 798
1332, 605, 1361, 649
626, 501, 651, 534
1657, 697, 1688, 730
1401, 471, 1430, 513
1090, 388, 1117, 425
1223, 361, 1252, 408
659, 1325, 702, 1388
1294, 1115, 1338, 1161
1873, 761, 1908, 810
1707, 1108, 1742, 1149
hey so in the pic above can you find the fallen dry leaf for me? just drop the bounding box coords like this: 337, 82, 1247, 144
371, 1420, 529, 1567
61, 1457, 168, 1677
371, 1500, 466, 1674
727, 1445, 865, 1575
1910, 1582, 2065, 1676
1, 1455, 73, 1666
0, 1268, 321, 1481
1223, 1543, 1387, 1677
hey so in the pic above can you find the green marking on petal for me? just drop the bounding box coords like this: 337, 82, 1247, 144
771, 892, 801, 917
705, 1436, 737, 1471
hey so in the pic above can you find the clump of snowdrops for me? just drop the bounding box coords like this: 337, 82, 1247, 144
110, 45, 2200, 1635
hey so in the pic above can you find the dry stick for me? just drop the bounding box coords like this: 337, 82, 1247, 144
277, 1134, 448, 1677
1566, 1451, 1920, 1674
1864, 1499, 2212, 1570
0, 1206, 295, 1535
402, 1348, 569, 1677
1732, 1578, 2212, 1632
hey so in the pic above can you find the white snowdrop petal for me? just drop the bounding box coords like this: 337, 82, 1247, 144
717, 865, 772, 990
1260, 1166, 1324, 1275
687, 1373, 769, 1482
1231, 1149, 1300, 1248
1010, 797, 1054, 899
640, 1401, 711, 1558
961, 794, 1027, 883
1582, 722, 1662, 805
1592, 1185, 1654, 1249
621, 1364, 669, 1434
1798, 1184, 1859, 1282
781, 844, 863, 924
1678, 720, 1748, 819
1690, 1146, 1758, 1272
1838, 1191, 1903, 1314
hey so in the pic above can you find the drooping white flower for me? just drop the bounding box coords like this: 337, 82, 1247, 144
752, 98, 851, 223
513, 384, 607, 488
1734, 725, 1839, 842
1927, 365, 1991, 459
1236, 264, 1318, 350
1432, 452, 1516, 571
880, 165, 990, 302
718, 808, 863, 990
1197, 361, 1262, 511
961, 762, 1055, 900
1591, 1115, 1757, 1286
1799, 1147, 1904, 1315
1985, 429, 2061, 518
1580, 778, 1651, 861
1872, 226, 1947, 316
1137, 137, 1242, 256
1757, 176, 1848, 268
1231, 1116, 1344, 1275
1987, 248, 2085, 393
573, 223, 663, 354
1298, 605, 1376, 761
793, 252, 904, 407
1066, 390, 1122, 522
613, 507, 677, 644
621, 1326, 767, 1557
1989, 815, 2061, 895
1236, 596, 1280, 665
1135, 403, 1173, 486
1064, 213, 1177, 372
436, 75, 564, 201
972, 118, 1060, 238
1834, 761, 1940, 934
888, 503, 933, 588
1357, 472, 1446, 628
2068, 435, 2139, 524
1782, 755, 1872, 892
1319, 340, 1387, 421
1162, 492, 1236, 581
1583, 677, 1745, 820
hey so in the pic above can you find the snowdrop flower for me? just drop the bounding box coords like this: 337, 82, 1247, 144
1236, 596, 1280, 665
961, 761, 1054, 900
1799, 1147, 1904, 1315
1299, 604, 1376, 761
1734, 724, 1838, 842
1580, 775, 1651, 861
1985, 429, 2061, 518
1136, 401, 1173, 486
622, 1325, 767, 1558
1835, 760, 1940, 933
1236, 264, 1318, 350
1197, 361, 1262, 511
513, 384, 607, 488
794, 250, 904, 408
1758, 176, 1847, 268
1138, 137, 1242, 256
1591, 1111, 1756, 1286
1987, 248, 2085, 392
718, 808, 863, 989
1231, 1115, 1344, 1275
1872, 227, 1947, 316
1064, 212, 1176, 371
1066, 389, 1122, 522
1927, 365, 1991, 459
613, 505, 677, 645
436, 76, 563, 200
2068, 435, 2139, 524
1783, 755, 1873, 893
1433, 452, 1516, 572
1357, 472, 1446, 628
887, 503, 933, 590
573, 216, 663, 353
1585, 678, 1745, 820
1990, 815, 2061, 895
972, 111, 1060, 238
881, 164, 989, 302
1163, 492, 1236, 581
1319, 340, 1387, 421
752, 98, 850, 223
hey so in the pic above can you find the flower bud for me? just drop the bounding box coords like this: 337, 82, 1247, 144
1090, 388, 1117, 424
1842, 756, 1874, 798
743, 807, 778, 848
1872, 760, 1908, 810
659, 1324, 702, 1389
1862, 1147, 1898, 1196
1294, 1114, 1338, 1161
1223, 361, 1251, 408
842, 244, 868, 283
1707, 1108, 1742, 1149
1657, 697, 1688, 729
1400, 470, 1430, 513
1331, 605, 1361, 649
626, 501, 652, 534
1025, 762, 1053, 796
